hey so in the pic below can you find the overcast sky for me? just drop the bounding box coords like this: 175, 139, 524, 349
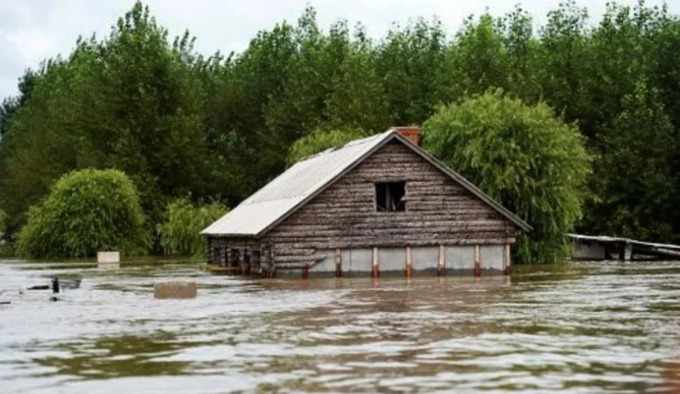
1, 0, 678, 100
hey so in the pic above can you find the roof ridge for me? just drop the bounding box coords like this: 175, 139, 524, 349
296, 131, 390, 163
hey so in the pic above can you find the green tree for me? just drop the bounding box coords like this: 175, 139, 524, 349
325, 25, 390, 133
16, 169, 148, 258
0, 208, 7, 238
287, 127, 369, 165
584, 81, 677, 242
376, 19, 449, 125
423, 91, 591, 263
450, 14, 510, 97
0, 2, 216, 241
157, 198, 227, 256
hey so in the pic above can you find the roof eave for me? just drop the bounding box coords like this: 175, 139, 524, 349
201, 232, 259, 238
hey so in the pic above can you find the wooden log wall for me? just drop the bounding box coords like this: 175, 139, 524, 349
259, 140, 518, 269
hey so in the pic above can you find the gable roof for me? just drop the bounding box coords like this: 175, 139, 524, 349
202, 129, 532, 236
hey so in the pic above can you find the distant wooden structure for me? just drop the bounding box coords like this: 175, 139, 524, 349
202, 127, 531, 278
569, 234, 680, 261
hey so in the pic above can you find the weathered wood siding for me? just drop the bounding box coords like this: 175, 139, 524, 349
261, 140, 518, 269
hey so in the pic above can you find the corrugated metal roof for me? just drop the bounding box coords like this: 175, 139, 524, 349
201, 131, 394, 236
202, 129, 532, 236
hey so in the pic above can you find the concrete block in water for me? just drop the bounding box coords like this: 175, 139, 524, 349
154, 280, 197, 299
97, 251, 120, 264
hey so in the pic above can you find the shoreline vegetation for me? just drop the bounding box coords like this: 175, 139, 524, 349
1, 1, 679, 262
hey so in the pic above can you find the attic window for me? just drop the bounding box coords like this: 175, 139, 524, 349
376, 182, 406, 212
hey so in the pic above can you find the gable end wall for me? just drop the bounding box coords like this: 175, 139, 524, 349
263, 141, 518, 268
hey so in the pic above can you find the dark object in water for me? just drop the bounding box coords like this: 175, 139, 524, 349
27, 277, 81, 292
0, 301, 10, 305
49, 296, 59, 302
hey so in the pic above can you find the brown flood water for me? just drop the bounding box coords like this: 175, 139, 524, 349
1, 258, 680, 393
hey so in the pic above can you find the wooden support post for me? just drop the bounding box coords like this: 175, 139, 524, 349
405, 245, 412, 278
302, 265, 309, 279
437, 244, 445, 276
239, 248, 248, 275
474, 245, 481, 277
260, 246, 269, 277
268, 248, 276, 278
372, 247, 379, 278
504, 244, 512, 275
244, 248, 251, 275
624, 242, 633, 261
335, 249, 342, 277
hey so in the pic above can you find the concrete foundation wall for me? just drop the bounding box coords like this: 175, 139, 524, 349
570, 241, 607, 260
311, 253, 335, 273
307, 244, 506, 276
446, 246, 474, 271
411, 246, 439, 272
378, 248, 406, 272
344, 248, 373, 272
480, 245, 504, 271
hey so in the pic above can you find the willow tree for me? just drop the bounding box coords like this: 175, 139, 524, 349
157, 198, 227, 257
0, 209, 6, 238
16, 169, 148, 258
422, 91, 590, 263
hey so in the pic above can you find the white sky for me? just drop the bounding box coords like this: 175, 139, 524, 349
1, 0, 678, 100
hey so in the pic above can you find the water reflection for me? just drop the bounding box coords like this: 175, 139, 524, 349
1, 259, 679, 392
35, 333, 192, 378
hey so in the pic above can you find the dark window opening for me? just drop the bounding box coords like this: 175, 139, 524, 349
228, 248, 239, 267
376, 182, 406, 212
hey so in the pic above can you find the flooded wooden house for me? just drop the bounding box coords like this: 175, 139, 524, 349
202, 127, 531, 277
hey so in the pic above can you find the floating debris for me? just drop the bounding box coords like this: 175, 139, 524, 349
569, 234, 680, 261
26, 276, 81, 292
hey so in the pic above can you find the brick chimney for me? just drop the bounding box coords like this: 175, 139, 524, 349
394, 126, 421, 146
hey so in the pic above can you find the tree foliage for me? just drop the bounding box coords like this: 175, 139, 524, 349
157, 198, 227, 256
287, 127, 369, 165
423, 91, 591, 263
16, 169, 148, 258
0, 208, 7, 238
2, 1, 680, 259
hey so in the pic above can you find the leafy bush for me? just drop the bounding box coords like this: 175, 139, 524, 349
423, 90, 591, 263
0, 209, 11, 257
157, 198, 227, 256
16, 169, 148, 258
287, 127, 369, 165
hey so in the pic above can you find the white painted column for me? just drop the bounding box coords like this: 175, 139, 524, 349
474, 245, 481, 277
406, 245, 412, 278
372, 247, 379, 278
504, 244, 511, 275
335, 248, 342, 277
438, 244, 445, 276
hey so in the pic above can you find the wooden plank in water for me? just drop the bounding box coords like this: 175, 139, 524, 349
200, 265, 241, 273
568, 234, 680, 261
